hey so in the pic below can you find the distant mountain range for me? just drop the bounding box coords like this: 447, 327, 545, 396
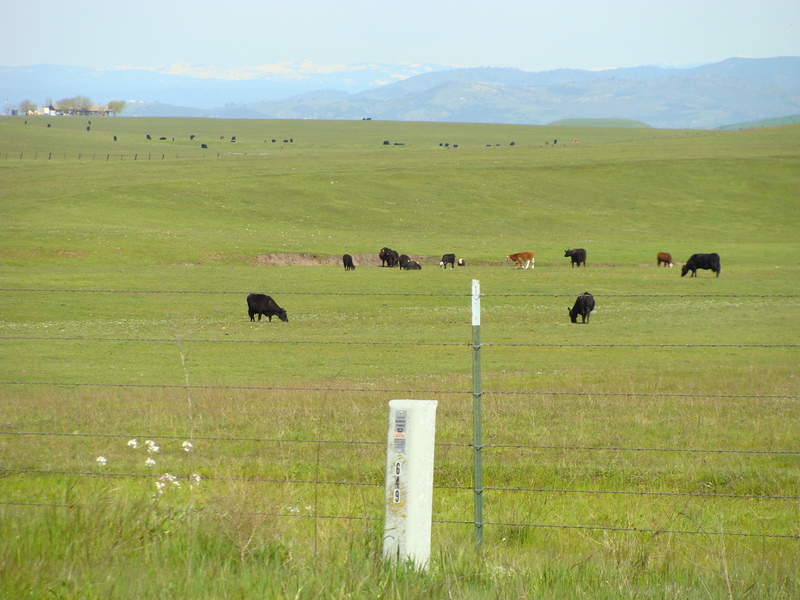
3, 57, 799, 129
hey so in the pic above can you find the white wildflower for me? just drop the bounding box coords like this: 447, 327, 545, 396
127, 439, 138, 449
191, 473, 202, 486
96, 456, 107, 466
145, 440, 160, 454
182, 441, 193, 452
155, 473, 180, 494
145, 458, 156, 467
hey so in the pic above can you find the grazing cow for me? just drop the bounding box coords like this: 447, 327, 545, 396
387, 249, 400, 267
201, 143, 208, 149
146, 134, 152, 140
506, 251, 535, 269
568, 292, 595, 324
398, 254, 411, 269
657, 252, 673, 267
406, 261, 422, 270
190, 134, 195, 140
457, 258, 466, 266
159, 137, 167, 140
246, 293, 288, 322
681, 253, 721, 277
113, 136, 117, 141
342, 254, 356, 271
440, 253, 456, 269
86, 126, 90, 131
564, 248, 587, 268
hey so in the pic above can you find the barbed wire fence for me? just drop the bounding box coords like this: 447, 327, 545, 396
1, 286, 798, 546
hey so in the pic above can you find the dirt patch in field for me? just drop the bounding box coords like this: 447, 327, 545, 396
253, 252, 448, 267
254, 252, 379, 266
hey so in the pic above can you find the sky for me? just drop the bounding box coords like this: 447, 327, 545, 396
3, 0, 799, 75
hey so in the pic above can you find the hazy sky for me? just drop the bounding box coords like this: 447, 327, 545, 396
3, 0, 798, 73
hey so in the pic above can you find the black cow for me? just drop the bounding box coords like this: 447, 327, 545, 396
201, 143, 208, 149
387, 250, 399, 267
406, 261, 422, 270
681, 253, 721, 277
379, 247, 393, 267
564, 248, 587, 268
146, 134, 152, 140
440, 253, 456, 268
247, 293, 288, 322
342, 254, 356, 271
568, 292, 595, 324
398, 254, 411, 269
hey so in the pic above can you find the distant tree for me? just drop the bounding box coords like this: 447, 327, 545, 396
56, 95, 93, 113
107, 100, 126, 115
75, 95, 93, 111
19, 99, 38, 115
56, 97, 77, 112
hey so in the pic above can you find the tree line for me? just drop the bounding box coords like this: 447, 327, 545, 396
17, 96, 125, 115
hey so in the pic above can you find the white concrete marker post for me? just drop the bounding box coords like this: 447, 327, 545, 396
382, 399, 438, 570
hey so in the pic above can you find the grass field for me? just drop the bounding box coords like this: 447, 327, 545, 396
1, 116, 799, 599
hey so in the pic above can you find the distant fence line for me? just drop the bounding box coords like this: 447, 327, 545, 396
2, 288, 799, 298
4, 151, 275, 161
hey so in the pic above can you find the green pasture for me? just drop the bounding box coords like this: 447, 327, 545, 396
1, 117, 799, 598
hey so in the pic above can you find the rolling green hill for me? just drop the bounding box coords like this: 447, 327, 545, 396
2, 117, 798, 269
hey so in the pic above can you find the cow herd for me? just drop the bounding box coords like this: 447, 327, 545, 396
249, 248, 721, 325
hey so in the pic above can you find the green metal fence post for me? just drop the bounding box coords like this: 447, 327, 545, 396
471, 279, 483, 550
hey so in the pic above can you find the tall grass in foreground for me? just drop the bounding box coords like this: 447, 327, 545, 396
2, 382, 798, 599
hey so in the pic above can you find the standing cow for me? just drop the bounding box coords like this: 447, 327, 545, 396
342, 254, 356, 271
568, 292, 595, 323
564, 248, 587, 268
440, 253, 456, 268
506, 251, 535, 269
379, 247, 393, 267
681, 253, 721, 277
657, 252, 673, 267
246, 293, 288, 322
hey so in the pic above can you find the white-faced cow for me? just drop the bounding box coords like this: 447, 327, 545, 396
657, 252, 673, 267
564, 248, 587, 268
568, 292, 595, 324
440, 253, 456, 268
457, 258, 466, 266
681, 253, 721, 277
247, 294, 288, 322
342, 254, 356, 271
506, 251, 535, 269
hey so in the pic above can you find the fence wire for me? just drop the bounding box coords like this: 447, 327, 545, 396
2, 287, 797, 545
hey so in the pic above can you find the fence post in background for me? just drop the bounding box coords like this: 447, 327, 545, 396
472, 278, 483, 551
383, 399, 438, 570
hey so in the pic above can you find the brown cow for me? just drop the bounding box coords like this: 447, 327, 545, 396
506, 251, 535, 269
657, 252, 673, 267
